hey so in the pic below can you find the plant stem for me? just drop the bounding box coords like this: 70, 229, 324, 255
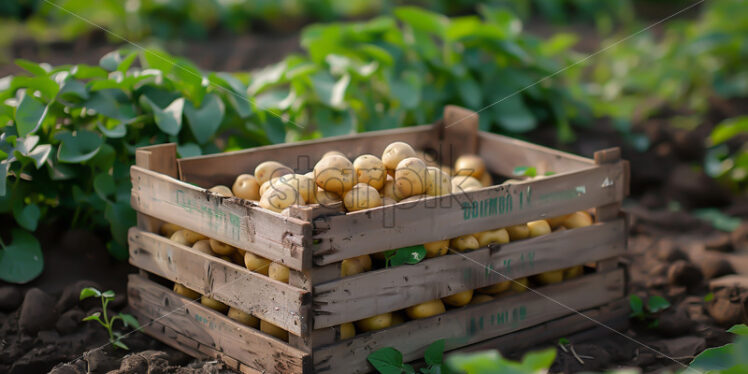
101, 296, 114, 343
0, 236, 6, 250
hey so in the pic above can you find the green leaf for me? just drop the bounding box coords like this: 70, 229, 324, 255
80, 287, 102, 300
59, 79, 89, 101
142, 48, 176, 73
73, 64, 108, 79
394, 7, 448, 36
149, 98, 184, 136
177, 143, 202, 158
107, 240, 128, 261
100, 51, 123, 72
102, 290, 115, 299
646, 295, 671, 313
690, 343, 736, 371
105, 201, 136, 248
16, 59, 48, 76
512, 166, 536, 178
12, 201, 40, 231
82, 312, 101, 321
261, 115, 287, 144
94, 173, 116, 201
119, 313, 141, 329
711, 116, 748, 145
447, 351, 504, 373
117, 52, 138, 73
390, 71, 421, 110
55, 130, 103, 163
728, 324, 748, 336
367, 347, 404, 374
491, 95, 536, 133
424, 339, 445, 366
0, 161, 9, 196
520, 348, 556, 370
11, 76, 59, 101
18, 143, 51, 169
184, 94, 225, 144
112, 340, 129, 350
312, 72, 350, 109
97, 122, 127, 138
0, 228, 43, 284
86, 90, 136, 121
15, 94, 48, 137
457, 77, 482, 108
390, 245, 427, 267
704, 292, 715, 302
629, 294, 644, 318
314, 108, 356, 138
693, 208, 741, 232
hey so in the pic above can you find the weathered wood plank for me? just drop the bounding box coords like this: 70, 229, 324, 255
128, 228, 309, 335
130, 166, 313, 270
312, 219, 626, 328
135, 143, 178, 233
314, 269, 624, 373
128, 274, 311, 374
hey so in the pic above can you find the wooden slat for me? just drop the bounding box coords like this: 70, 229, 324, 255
128, 274, 311, 374
313, 162, 626, 265
128, 227, 309, 335
130, 166, 313, 270
435, 105, 479, 166
593, 148, 625, 273
312, 219, 626, 328
135, 144, 178, 233
313, 269, 624, 373
138, 322, 208, 360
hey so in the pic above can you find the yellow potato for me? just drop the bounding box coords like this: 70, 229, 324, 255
406, 299, 446, 319
454, 154, 486, 179
273, 174, 315, 203
440, 165, 454, 177
390, 311, 406, 326
425, 166, 452, 196
451, 175, 482, 193
356, 312, 392, 332
339, 322, 356, 340
254, 161, 292, 185
232, 174, 261, 201
381, 197, 397, 206
259, 181, 271, 196
355, 254, 372, 271
170, 229, 207, 246
191, 240, 215, 256
322, 150, 347, 160
269, 262, 290, 283
314, 155, 355, 195
160, 223, 183, 238
416, 150, 438, 167
480, 172, 493, 187
563, 211, 593, 228
382, 142, 416, 171
380, 175, 401, 201
564, 265, 584, 280
228, 308, 259, 328
450, 235, 480, 252
534, 270, 564, 285
340, 258, 365, 277
173, 283, 200, 300
478, 281, 510, 294
475, 228, 510, 247
310, 187, 342, 206
424, 239, 449, 258
470, 294, 494, 304
260, 320, 288, 341
394, 157, 427, 197
547, 215, 569, 229
259, 183, 304, 213
442, 290, 473, 307
209, 185, 233, 197
511, 277, 529, 293
506, 225, 530, 241
527, 220, 551, 238
343, 183, 383, 212
399, 194, 427, 203
201, 296, 229, 313
209, 239, 235, 256
244, 252, 271, 275
353, 154, 387, 190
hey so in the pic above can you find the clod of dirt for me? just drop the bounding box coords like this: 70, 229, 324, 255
705, 233, 734, 252
19, 288, 57, 334
648, 263, 669, 276
707, 289, 746, 327
83, 347, 121, 373
656, 335, 706, 358
698, 254, 735, 280
654, 307, 694, 337
666, 164, 731, 208
655, 239, 688, 262
732, 223, 748, 252
667, 260, 704, 289
56, 280, 103, 312
56, 308, 85, 335
0, 286, 22, 311
646, 276, 669, 289
48, 363, 85, 374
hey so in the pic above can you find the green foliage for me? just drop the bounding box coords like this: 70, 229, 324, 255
693, 208, 742, 232
629, 294, 670, 328
367, 339, 446, 374
384, 245, 428, 268
447, 348, 556, 374
690, 324, 748, 373
80, 287, 140, 350
0, 228, 43, 283
706, 116, 747, 189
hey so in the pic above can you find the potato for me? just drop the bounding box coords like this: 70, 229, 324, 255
563, 211, 593, 228
475, 228, 510, 247
269, 262, 290, 283
260, 320, 288, 341
192, 240, 215, 256
173, 283, 200, 300
339, 322, 356, 340
471, 294, 494, 304
344, 183, 382, 212
394, 157, 427, 197
231, 249, 245, 265
442, 290, 473, 307
275, 174, 315, 203
564, 265, 584, 279
451, 175, 482, 193
260, 183, 304, 213
310, 187, 342, 206
399, 194, 427, 203
478, 281, 510, 294
527, 220, 551, 238
245, 252, 271, 275
506, 225, 530, 241
480, 172, 493, 187
440, 165, 454, 177
201, 296, 229, 313
314, 155, 355, 195
381, 197, 397, 206
341, 258, 365, 277
547, 215, 569, 229
209, 239, 235, 256
380, 175, 401, 201
425, 166, 452, 196
160, 223, 183, 238
170, 229, 207, 246
322, 150, 347, 160
511, 277, 529, 293
356, 254, 372, 271
450, 235, 480, 252
534, 270, 564, 285
232, 174, 261, 201
209, 185, 233, 197
228, 308, 259, 328
390, 311, 406, 326
406, 299, 446, 319
424, 239, 449, 258
501, 178, 524, 185
356, 312, 392, 332
454, 155, 485, 179
382, 142, 416, 171
255, 161, 292, 185
353, 154, 387, 190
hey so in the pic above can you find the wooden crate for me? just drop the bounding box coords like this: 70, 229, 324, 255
127, 105, 630, 373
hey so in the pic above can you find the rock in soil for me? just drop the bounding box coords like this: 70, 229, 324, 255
732, 223, 748, 252
56, 308, 85, 335
655, 335, 706, 358
655, 239, 688, 262
705, 233, 734, 252
0, 286, 22, 311
654, 307, 694, 337
56, 280, 103, 312
667, 260, 704, 289
707, 288, 746, 327
49, 363, 85, 374
19, 288, 57, 334
83, 347, 121, 373
698, 254, 735, 280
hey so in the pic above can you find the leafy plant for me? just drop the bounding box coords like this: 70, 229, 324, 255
689, 324, 748, 373
367, 339, 446, 374
383, 245, 427, 268
79, 287, 140, 350
447, 347, 556, 374
629, 294, 670, 327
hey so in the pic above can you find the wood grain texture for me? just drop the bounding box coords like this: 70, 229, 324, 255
312, 219, 626, 328
135, 144, 178, 233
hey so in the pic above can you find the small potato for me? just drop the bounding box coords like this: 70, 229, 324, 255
228, 308, 259, 328
259, 181, 271, 196
355, 254, 372, 271
380, 175, 401, 201
260, 320, 288, 341
232, 174, 261, 201
527, 220, 551, 238
382, 142, 416, 171
160, 223, 183, 238
471, 294, 494, 304
480, 172, 493, 187
353, 154, 387, 190
475, 228, 510, 247
450, 235, 480, 252
260, 183, 304, 213
454, 154, 486, 179
425, 166, 452, 196
442, 289, 473, 307
440, 165, 454, 177
506, 225, 530, 241
201, 296, 229, 313
245, 252, 271, 275
269, 262, 290, 283
310, 187, 342, 206
304, 171, 315, 180
547, 215, 569, 229
341, 258, 365, 277
339, 322, 356, 340
270, 174, 315, 203
192, 240, 215, 256
171, 229, 207, 246
255, 161, 293, 185
511, 277, 529, 293
381, 197, 397, 206
399, 194, 427, 203
322, 150, 347, 160
343, 183, 382, 212
563, 211, 593, 229
209, 185, 233, 197
356, 312, 392, 332
394, 157, 427, 197
314, 155, 355, 195
534, 270, 564, 285
209, 239, 235, 256
173, 283, 200, 300
451, 175, 482, 193
424, 239, 449, 258
564, 265, 584, 279
478, 281, 510, 294
406, 299, 446, 320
